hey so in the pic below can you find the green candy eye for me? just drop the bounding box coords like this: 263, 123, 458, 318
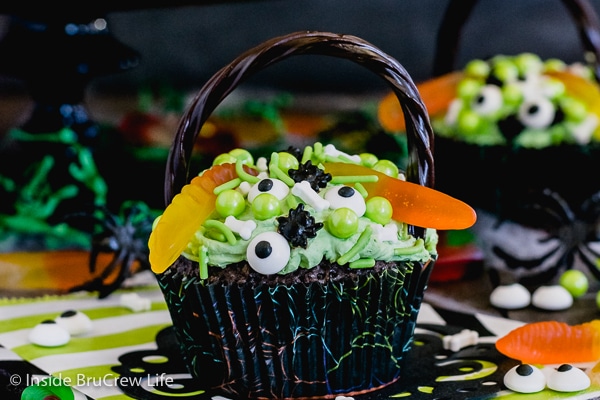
277, 151, 299, 172
492, 59, 519, 82
372, 160, 399, 178
359, 153, 378, 168
251, 193, 281, 220
457, 78, 483, 101
327, 207, 359, 239
215, 189, 246, 217
457, 109, 483, 135
464, 59, 490, 79
212, 153, 238, 165
229, 148, 254, 165
365, 196, 393, 225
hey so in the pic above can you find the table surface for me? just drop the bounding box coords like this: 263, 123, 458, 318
1, 91, 600, 399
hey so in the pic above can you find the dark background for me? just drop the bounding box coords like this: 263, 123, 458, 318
1, 0, 600, 96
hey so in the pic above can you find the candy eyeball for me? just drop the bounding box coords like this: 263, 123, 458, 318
518, 97, 556, 129
531, 285, 573, 310
246, 231, 290, 275
503, 364, 546, 394
324, 185, 366, 217
29, 320, 70, 347
55, 310, 93, 336
489, 283, 531, 310
327, 208, 359, 239
547, 364, 591, 392
248, 178, 289, 202
471, 84, 504, 117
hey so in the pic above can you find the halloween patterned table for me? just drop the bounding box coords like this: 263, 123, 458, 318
1, 274, 599, 400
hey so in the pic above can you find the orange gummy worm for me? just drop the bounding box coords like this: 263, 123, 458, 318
323, 163, 476, 231
496, 320, 600, 364
377, 71, 463, 132
149, 161, 476, 275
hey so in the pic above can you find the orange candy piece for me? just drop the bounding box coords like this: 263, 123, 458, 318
377, 71, 463, 132
323, 163, 476, 231
496, 320, 600, 364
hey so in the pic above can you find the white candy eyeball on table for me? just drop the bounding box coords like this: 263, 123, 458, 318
547, 364, 591, 392
489, 283, 531, 309
29, 320, 70, 347
55, 310, 93, 336
503, 364, 546, 393
246, 231, 290, 275
531, 285, 573, 310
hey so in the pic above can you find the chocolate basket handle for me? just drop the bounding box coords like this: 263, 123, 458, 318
432, 0, 600, 80
165, 31, 435, 206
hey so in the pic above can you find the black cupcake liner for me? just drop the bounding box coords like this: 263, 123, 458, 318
157, 260, 432, 399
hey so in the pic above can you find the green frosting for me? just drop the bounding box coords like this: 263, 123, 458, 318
184, 207, 437, 274
180, 144, 438, 275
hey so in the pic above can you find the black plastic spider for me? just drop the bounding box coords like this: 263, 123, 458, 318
277, 203, 323, 248
491, 188, 600, 285
68, 200, 157, 298
288, 160, 331, 192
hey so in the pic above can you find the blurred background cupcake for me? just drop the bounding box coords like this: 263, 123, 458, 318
377, 0, 600, 289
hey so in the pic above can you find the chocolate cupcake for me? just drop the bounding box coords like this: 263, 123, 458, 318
149, 31, 475, 398
379, 0, 600, 287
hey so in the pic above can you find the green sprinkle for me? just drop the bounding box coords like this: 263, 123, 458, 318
286, 194, 299, 210
330, 175, 379, 184
301, 145, 313, 164
324, 154, 357, 164
204, 219, 237, 245
236, 159, 260, 184
337, 225, 373, 265
269, 152, 296, 187
213, 177, 242, 195
394, 238, 425, 256
354, 182, 368, 198
199, 245, 209, 280
349, 258, 376, 269
313, 142, 324, 163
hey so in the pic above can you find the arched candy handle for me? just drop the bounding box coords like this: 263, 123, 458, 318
164, 31, 435, 207
432, 0, 600, 80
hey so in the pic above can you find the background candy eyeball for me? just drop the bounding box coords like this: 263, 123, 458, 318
489, 283, 531, 309
55, 310, 93, 336
248, 178, 289, 202
546, 364, 591, 392
29, 320, 70, 347
324, 185, 366, 217
246, 231, 290, 275
531, 285, 573, 310
503, 364, 546, 394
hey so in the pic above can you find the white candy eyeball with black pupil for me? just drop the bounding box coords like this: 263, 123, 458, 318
325, 185, 366, 217
29, 320, 71, 347
246, 231, 290, 275
518, 97, 555, 129
503, 364, 545, 393
248, 178, 289, 202
547, 364, 591, 392
471, 84, 503, 116
55, 310, 93, 336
